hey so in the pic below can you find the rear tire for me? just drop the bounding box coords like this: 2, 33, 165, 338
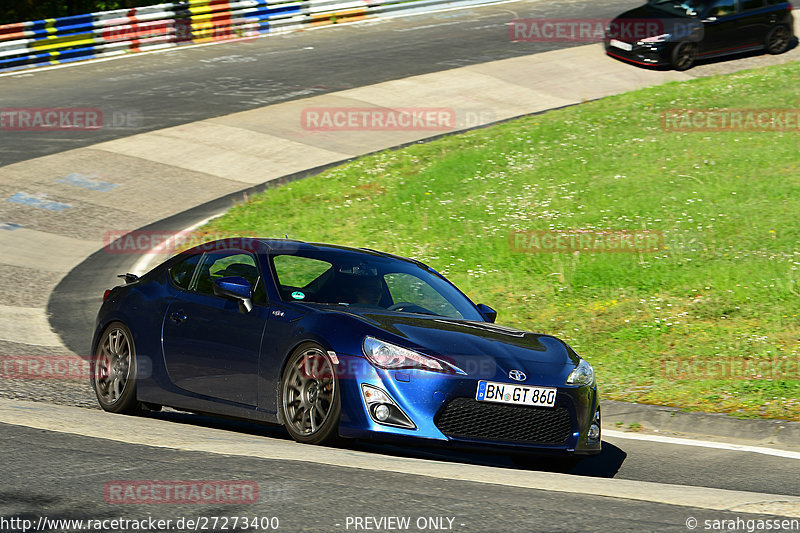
91, 322, 142, 414
765, 25, 790, 54
280, 343, 341, 445
671, 42, 696, 71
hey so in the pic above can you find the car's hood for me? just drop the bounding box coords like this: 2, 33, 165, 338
615, 4, 675, 20
334, 310, 581, 379
610, 4, 701, 42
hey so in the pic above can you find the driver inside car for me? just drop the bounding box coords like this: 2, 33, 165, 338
353, 276, 384, 306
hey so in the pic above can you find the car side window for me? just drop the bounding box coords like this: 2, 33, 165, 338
271, 255, 333, 300
191, 251, 266, 304
707, 0, 737, 16
741, 0, 764, 9
169, 254, 201, 290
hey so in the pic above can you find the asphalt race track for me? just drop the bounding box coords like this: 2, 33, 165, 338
1, 401, 800, 532
3, 0, 795, 167
2, 0, 800, 530
0, 421, 794, 533
0, 0, 611, 166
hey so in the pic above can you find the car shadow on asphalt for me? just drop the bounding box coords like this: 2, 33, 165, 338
146, 410, 627, 478
351, 440, 627, 479
693, 37, 799, 67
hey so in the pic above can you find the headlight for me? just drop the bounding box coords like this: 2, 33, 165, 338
638, 33, 671, 43
362, 337, 462, 373
566, 359, 594, 386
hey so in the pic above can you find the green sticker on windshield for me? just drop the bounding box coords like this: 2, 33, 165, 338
291, 291, 305, 300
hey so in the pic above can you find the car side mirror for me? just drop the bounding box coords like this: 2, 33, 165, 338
213, 276, 253, 313
476, 303, 497, 323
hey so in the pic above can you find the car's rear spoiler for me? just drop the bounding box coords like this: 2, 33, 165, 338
117, 273, 139, 284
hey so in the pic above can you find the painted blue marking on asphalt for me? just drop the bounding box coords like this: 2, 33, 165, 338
8, 193, 71, 212
56, 173, 118, 192
0, 222, 22, 231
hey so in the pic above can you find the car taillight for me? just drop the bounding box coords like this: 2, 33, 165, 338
103, 289, 112, 301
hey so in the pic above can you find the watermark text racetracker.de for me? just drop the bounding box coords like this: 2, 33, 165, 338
661, 108, 800, 132
300, 107, 495, 132
1, 354, 153, 380
1, 355, 91, 380
509, 17, 698, 42
104, 480, 258, 504
661, 357, 800, 381
509, 229, 664, 253
0, 107, 143, 131
103, 231, 261, 254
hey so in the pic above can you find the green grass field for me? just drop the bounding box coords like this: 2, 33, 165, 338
198, 61, 800, 421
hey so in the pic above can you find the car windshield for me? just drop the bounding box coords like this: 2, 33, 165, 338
270, 249, 484, 320
647, 0, 707, 16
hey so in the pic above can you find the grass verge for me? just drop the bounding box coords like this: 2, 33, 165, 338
198, 61, 800, 421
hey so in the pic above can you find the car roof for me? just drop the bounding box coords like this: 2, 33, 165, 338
168, 238, 428, 274
181, 237, 422, 266
260, 238, 425, 265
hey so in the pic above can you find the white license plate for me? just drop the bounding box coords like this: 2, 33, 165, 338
475, 381, 556, 408
610, 39, 633, 51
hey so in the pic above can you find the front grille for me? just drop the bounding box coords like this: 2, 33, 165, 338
435, 398, 572, 445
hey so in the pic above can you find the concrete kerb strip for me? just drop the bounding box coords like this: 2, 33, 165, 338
602, 400, 800, 450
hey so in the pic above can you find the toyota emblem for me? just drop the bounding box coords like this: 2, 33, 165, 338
508, 369, 526, 382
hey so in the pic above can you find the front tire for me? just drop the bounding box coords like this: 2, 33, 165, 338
92, 322, 141, 414
765, 25, 790, 54
671, 42, 696, 71
280, 343, 341, 444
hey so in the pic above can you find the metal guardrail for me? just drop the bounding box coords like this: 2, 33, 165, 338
0, 0, 497, 73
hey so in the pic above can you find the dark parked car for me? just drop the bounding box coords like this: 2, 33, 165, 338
91, 238, 601, 463
605, 0, 795, 69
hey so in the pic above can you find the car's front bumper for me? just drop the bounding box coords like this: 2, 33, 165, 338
335, 354, 601, 455
605, 40, 672, 67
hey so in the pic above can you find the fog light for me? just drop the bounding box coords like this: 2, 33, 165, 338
374, 404, 390, 421
361, 384, 416, 429
587, 408, 601, 443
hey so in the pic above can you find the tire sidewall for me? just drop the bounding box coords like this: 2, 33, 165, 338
671, 42, 696, 71
766, 25, 789, 54
280, 342, 341, 444
92, 321, 139, 413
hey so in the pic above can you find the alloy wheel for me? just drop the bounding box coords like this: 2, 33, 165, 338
282, 347, 337, 438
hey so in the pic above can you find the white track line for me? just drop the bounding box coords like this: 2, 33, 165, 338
604, 429, 800, 460
130, 212, 225, 276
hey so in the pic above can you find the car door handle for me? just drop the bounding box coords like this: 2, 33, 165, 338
170, 310, 187, 324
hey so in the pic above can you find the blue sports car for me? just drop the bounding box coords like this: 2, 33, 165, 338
92, 238, 601, 459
